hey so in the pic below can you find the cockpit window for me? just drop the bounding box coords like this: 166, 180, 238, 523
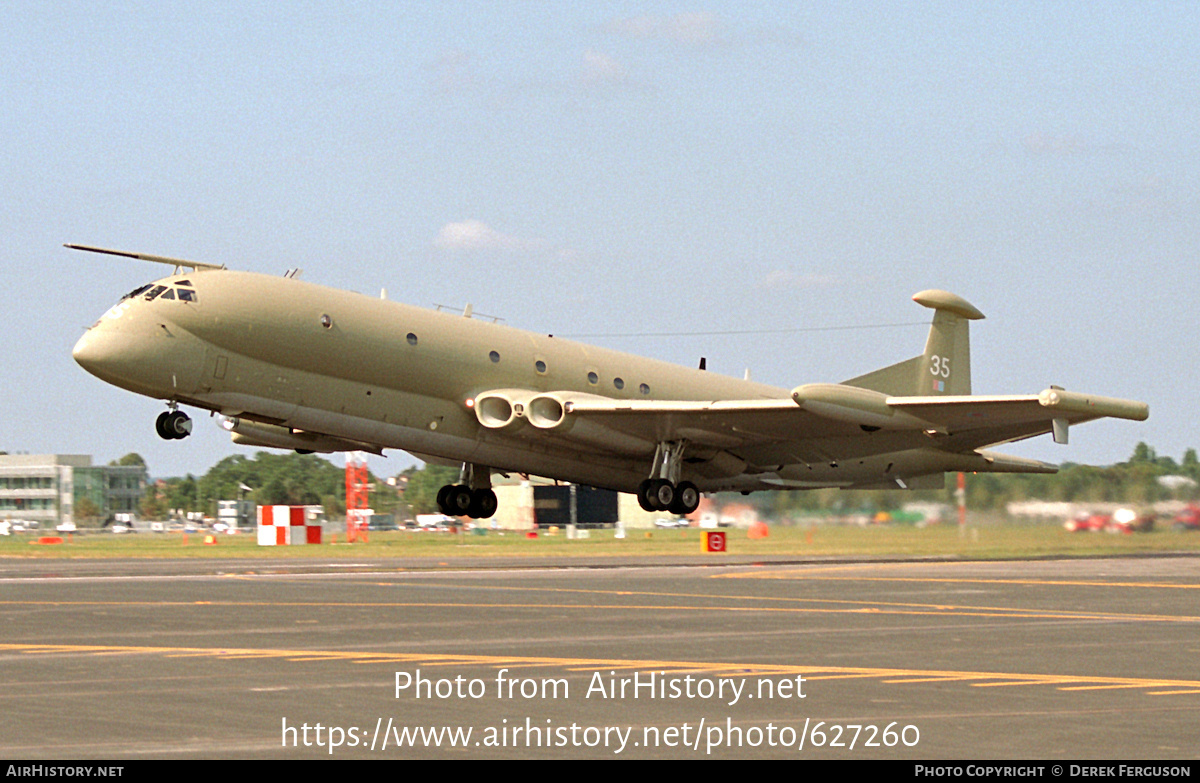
130, 283, 198, 303
175, 279, 192, 286
121, 284, 153, 301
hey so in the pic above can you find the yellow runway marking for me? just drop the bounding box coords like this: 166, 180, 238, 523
1, 643, 1197, 698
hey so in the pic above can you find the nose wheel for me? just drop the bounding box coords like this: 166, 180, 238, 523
155, 410, 192, 440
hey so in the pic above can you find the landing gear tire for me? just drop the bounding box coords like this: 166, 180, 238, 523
638, 479, 688, 513
668, 481, 700, 516
437, 484, 473, 516
651, 479, 674, 511
436, 484, 496, 519
436, 484, 453, 514
155, 412, 170, 439
636, 479, 657, 512
468, 488, 498, 520
155, 410, 192, 440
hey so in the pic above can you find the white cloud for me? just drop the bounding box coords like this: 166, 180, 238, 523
433, 220, 540, 252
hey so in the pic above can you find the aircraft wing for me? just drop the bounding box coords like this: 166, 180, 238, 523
555, 397, 853, 451
497, 385, 1148, 459
886, 388, 1149, 449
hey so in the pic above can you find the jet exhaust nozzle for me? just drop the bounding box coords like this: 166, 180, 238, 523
473, 389, 535, 430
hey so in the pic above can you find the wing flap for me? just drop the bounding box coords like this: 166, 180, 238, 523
559, 396, 861, 449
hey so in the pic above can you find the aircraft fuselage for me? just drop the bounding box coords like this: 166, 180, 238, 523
74, 269, 816, 492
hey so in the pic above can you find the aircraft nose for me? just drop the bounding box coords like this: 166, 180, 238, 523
73, 317, 205, 399
72, 328, 121, 381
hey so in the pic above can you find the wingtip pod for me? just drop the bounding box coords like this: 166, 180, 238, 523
912, 290, 985, 320
1037, 388, 1150, 422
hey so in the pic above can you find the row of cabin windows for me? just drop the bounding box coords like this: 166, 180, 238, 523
489, 349, 650, 394
399, 331, 652, 395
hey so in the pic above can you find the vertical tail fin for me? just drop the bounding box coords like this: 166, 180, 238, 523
843, 289, 985, 397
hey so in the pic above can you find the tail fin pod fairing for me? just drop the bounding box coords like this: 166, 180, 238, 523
843, 289, 984, 397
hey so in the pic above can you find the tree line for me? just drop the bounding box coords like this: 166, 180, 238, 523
129, 442, 1195, 521
755, 443, 1199, 518
137, 452, 403, 520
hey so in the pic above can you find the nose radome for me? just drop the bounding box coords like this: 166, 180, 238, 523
72, 330, 104, 375
72, 327, 131, 385
72, 316, 205, 399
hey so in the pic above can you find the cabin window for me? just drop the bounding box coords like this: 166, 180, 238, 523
587, 371, 598, 385
489, 350, 501, 363
639, 383, 650, 395
407, 333, 418, 346
320, 314, 332, 329
535, 360, 547, 374
613, 377, 625, 390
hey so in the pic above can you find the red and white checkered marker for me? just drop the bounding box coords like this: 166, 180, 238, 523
257, 505, 322, 546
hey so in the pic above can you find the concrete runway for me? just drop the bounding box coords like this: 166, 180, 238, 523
2, 554, 1199, 759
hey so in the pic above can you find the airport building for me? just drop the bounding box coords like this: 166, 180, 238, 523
0, 454, 147, 528
488, 477, 669, 529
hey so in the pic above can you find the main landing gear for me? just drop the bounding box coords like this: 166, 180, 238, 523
636, 440, 701, 516
155, 407, 192, 440
436, 463, 498, 520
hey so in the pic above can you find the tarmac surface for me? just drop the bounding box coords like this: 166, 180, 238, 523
2, 554, 1199, 759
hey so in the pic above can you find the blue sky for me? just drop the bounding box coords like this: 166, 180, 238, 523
2, 2, 1196, 480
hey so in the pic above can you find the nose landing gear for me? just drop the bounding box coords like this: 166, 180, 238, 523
155, 409, 192, 440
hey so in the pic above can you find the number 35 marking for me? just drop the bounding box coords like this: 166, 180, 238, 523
930, 355, 951, 378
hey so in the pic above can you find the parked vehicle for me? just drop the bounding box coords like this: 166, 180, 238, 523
1173, 504, 1200, 531
1064, 512, 1110, 532
1107, 507, 1154, 533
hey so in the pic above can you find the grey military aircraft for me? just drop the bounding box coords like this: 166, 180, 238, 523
69, 244, 1148, 519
